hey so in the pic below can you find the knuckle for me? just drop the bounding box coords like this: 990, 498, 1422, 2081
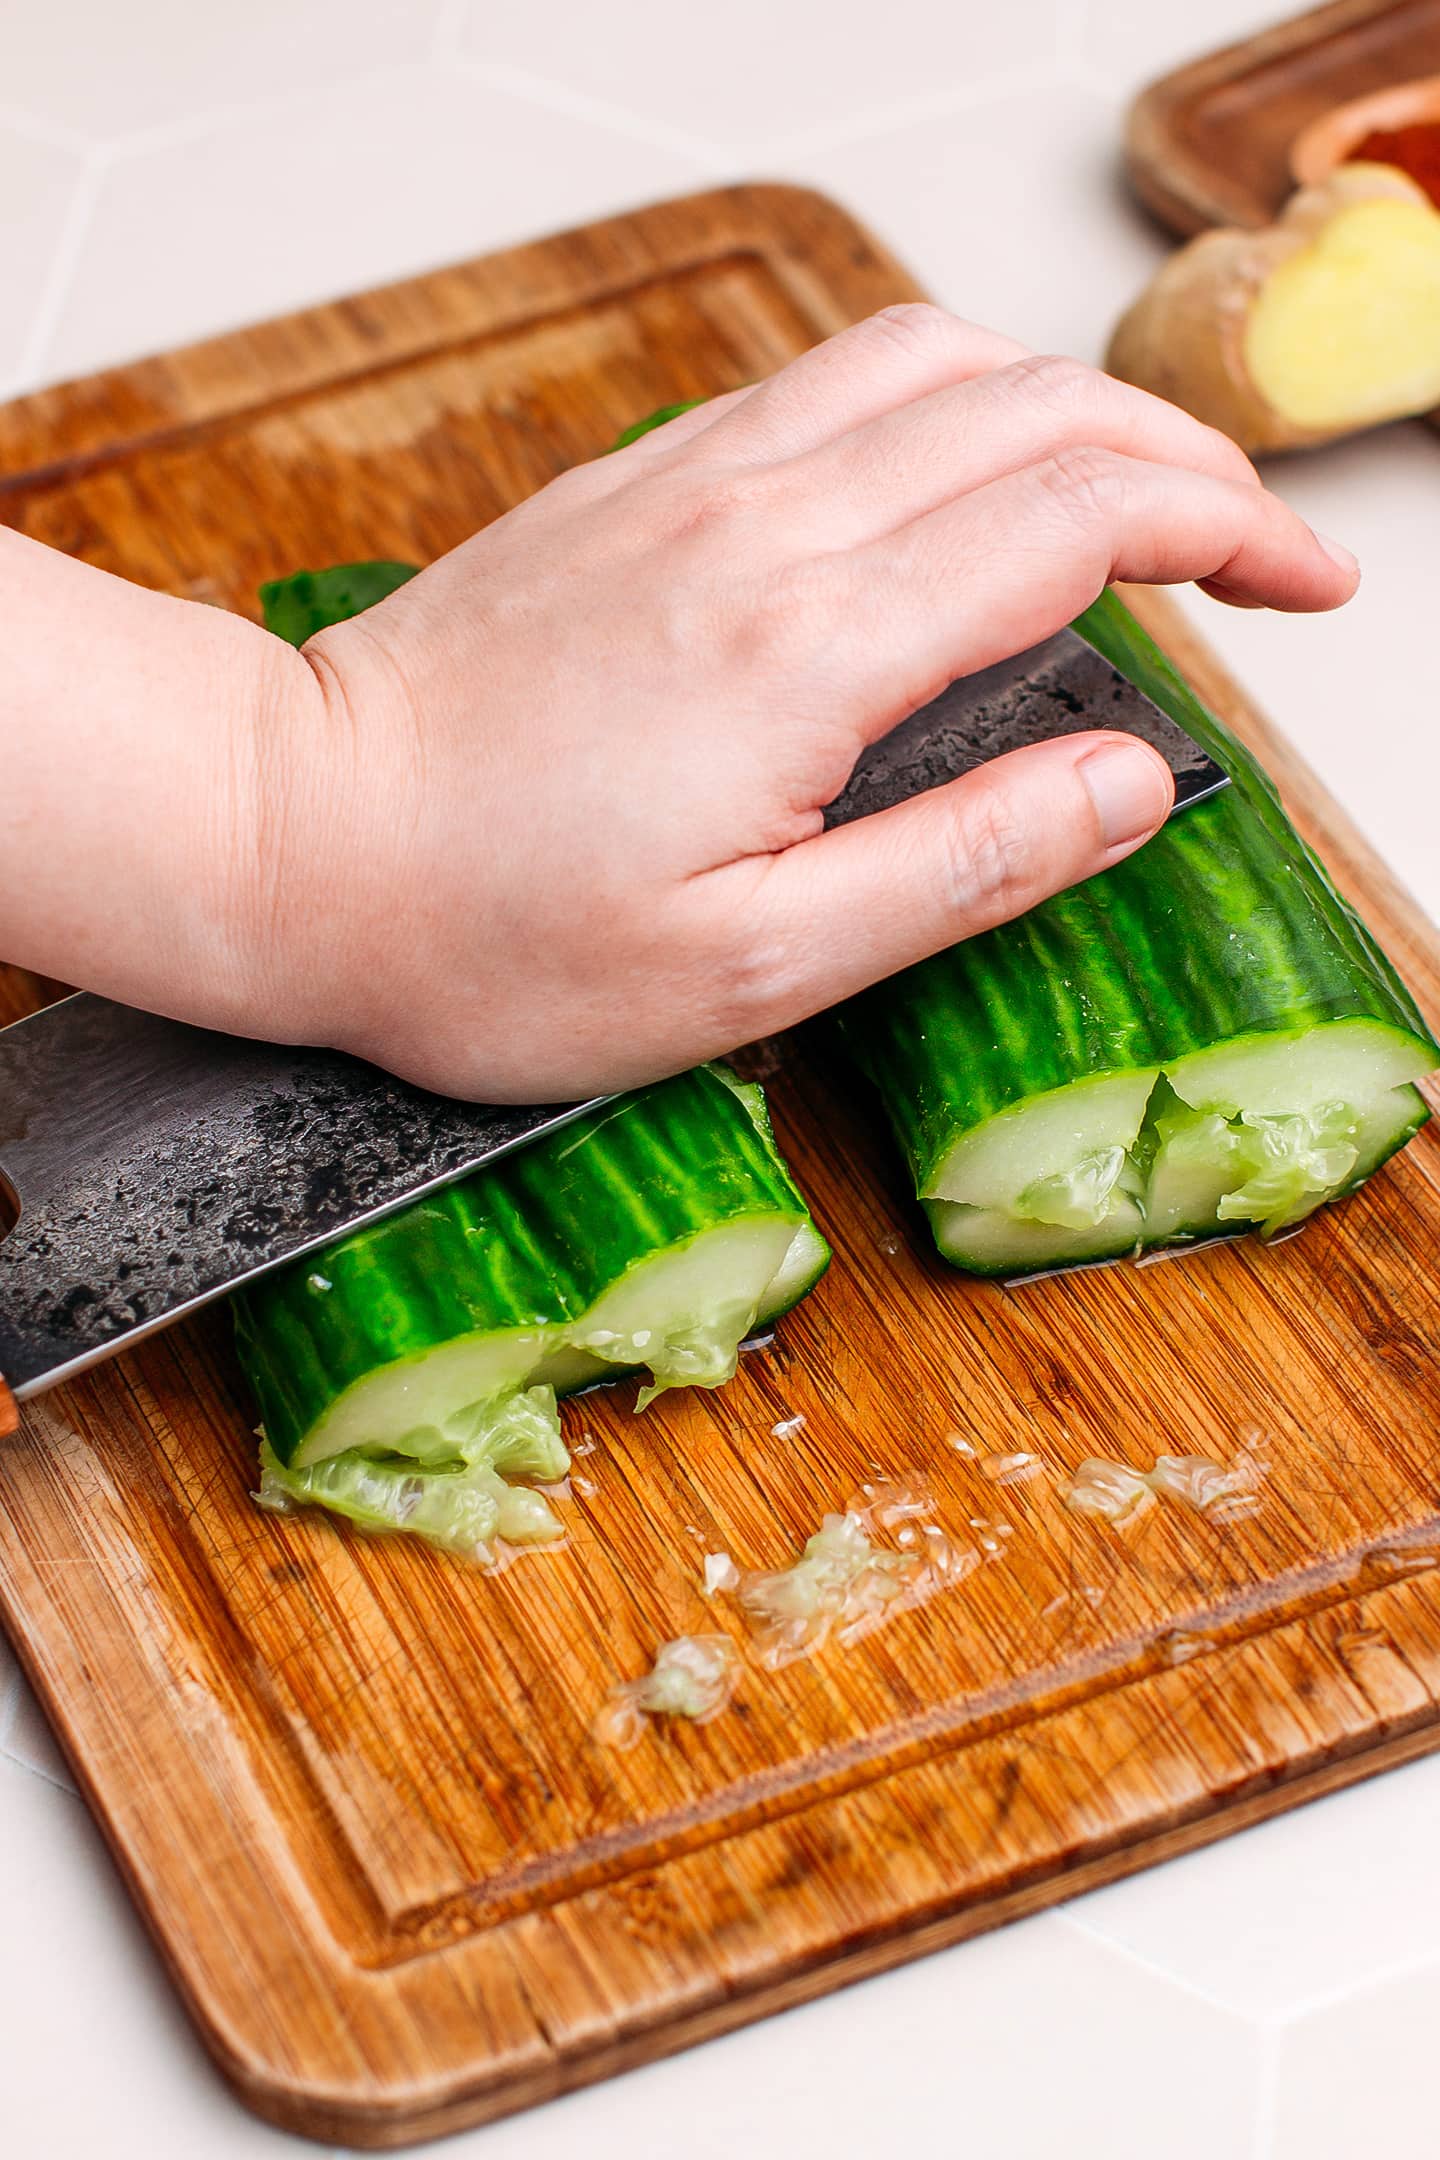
689, 900, 792, 1046
1037, 443, 1129, 523
539, 458, 603, 505
659, 461, 772, 542
1200, 420, 1261, 489
865, 300, 959, 359
708, 946, 784, 1045
1004, 351, 1096, 412
727, 557, 829, 669
947, 783, 1038, 922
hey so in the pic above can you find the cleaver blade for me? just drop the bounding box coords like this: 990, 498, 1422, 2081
825, 625, 1229, 830
0, 625, 1226, 1405
0, 999, 599, 1403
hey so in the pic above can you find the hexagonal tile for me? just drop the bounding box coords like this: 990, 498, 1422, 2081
456, 0, 1065, 153
1273, 1956, 1440, 2159
455, 1909, 1260, 2160
1, 1669, 77, 1795
788, 80, 1168, 359
0, 1757, 311, 2155
3, 0, 438, 146
0, 1636, 18, 1734
1068, 1750, 1440, 2022
0, 126, 86, 388
44, 63, 705, 383
1077, 1, 1297, 94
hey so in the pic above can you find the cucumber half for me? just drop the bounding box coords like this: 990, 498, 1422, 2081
842, 592, 1438, 1276
237, 1065, 829, 1557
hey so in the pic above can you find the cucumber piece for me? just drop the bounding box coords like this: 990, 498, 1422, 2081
840, 592, 1438, 1274
259, 561, 419, 645
608, 399, 705, 450
235, 1064, 829, 1550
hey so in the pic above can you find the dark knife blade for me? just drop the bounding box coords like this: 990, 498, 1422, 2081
0, 997, 597, 1398
0, 625, 1227, 1401
825, 626, 1229, 829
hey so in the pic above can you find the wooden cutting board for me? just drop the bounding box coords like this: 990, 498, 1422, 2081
1126, 0, 1440, 234
3, 184, 1440, 2150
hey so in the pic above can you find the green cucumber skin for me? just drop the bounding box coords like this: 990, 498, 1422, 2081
258, 561, 419, 646
234, 1065, 821, 1466
609, 399, 705, 450
1078, 592, 1433, 1044
839, 595, 1438, 1199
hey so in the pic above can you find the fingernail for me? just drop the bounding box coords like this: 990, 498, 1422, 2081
1314, 529, 1359, 577
1079, 742, 1173, 850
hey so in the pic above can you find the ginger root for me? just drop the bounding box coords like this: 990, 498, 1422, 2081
1107, 164, 1440, 453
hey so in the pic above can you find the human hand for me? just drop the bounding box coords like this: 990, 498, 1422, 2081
2, 307, 1356, 1100
268, 306, 1352, 1099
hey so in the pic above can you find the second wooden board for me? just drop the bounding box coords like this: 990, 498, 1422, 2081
2, 185, 1440, 2147
1126, 0, 1440, 233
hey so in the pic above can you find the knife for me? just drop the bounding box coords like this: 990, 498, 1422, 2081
0, 625, 1227, 1412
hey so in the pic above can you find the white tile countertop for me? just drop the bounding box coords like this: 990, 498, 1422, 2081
3, 2, 1440, 2153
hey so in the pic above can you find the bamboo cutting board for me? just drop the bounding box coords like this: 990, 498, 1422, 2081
3, 185, 1440, 2149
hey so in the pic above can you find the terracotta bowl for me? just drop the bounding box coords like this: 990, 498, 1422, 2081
1290, 70, 1440, 188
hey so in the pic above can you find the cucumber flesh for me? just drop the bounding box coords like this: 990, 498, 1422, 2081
1167, 1015, 1431, 1116
935, 1069, 1158, 1209
235, 1063, 830, 1554
757, 1220, 832, 1324
919, 1019, 1429, 1273
256, 1386, 570, 1560
526, 1217, 829, 1398
929, 1195, 1145, 1273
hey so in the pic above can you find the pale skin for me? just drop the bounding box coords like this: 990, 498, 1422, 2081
0, 306, 1358, 1102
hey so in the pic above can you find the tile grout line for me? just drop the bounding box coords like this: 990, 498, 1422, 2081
87, 56, 440, 166
11, 144, 110, 395
0, 1665, 20, 1753
0, 1742, 78, 1801
1055, 1901, 1259, 2025
1268, 1941, 1440, 2029
1251, 2023, 1281, 2160
451, 54, 736, 171
746, 60, 1079, 167
0, 97, 94, 158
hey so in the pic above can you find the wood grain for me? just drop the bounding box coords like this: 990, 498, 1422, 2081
1126, 0, 1440, 235
2, 183, 1440, 2147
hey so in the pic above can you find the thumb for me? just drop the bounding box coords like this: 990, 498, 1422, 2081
712, 732, 1173, 1031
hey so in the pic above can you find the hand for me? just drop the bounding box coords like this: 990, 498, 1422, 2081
0, 307, 1357, 1100
278, 306, 1354, 1098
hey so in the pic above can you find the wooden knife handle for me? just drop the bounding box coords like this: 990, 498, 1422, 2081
0, 1372, 18, 1438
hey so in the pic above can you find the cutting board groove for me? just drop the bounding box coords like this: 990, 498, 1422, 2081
2, 184, 1440, 2146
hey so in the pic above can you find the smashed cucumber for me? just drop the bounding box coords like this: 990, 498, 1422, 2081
839, 590, 1437, 1275
237, 1063, 829, 1557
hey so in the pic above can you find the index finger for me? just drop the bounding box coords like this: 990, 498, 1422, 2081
687, 304, 1032, 466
